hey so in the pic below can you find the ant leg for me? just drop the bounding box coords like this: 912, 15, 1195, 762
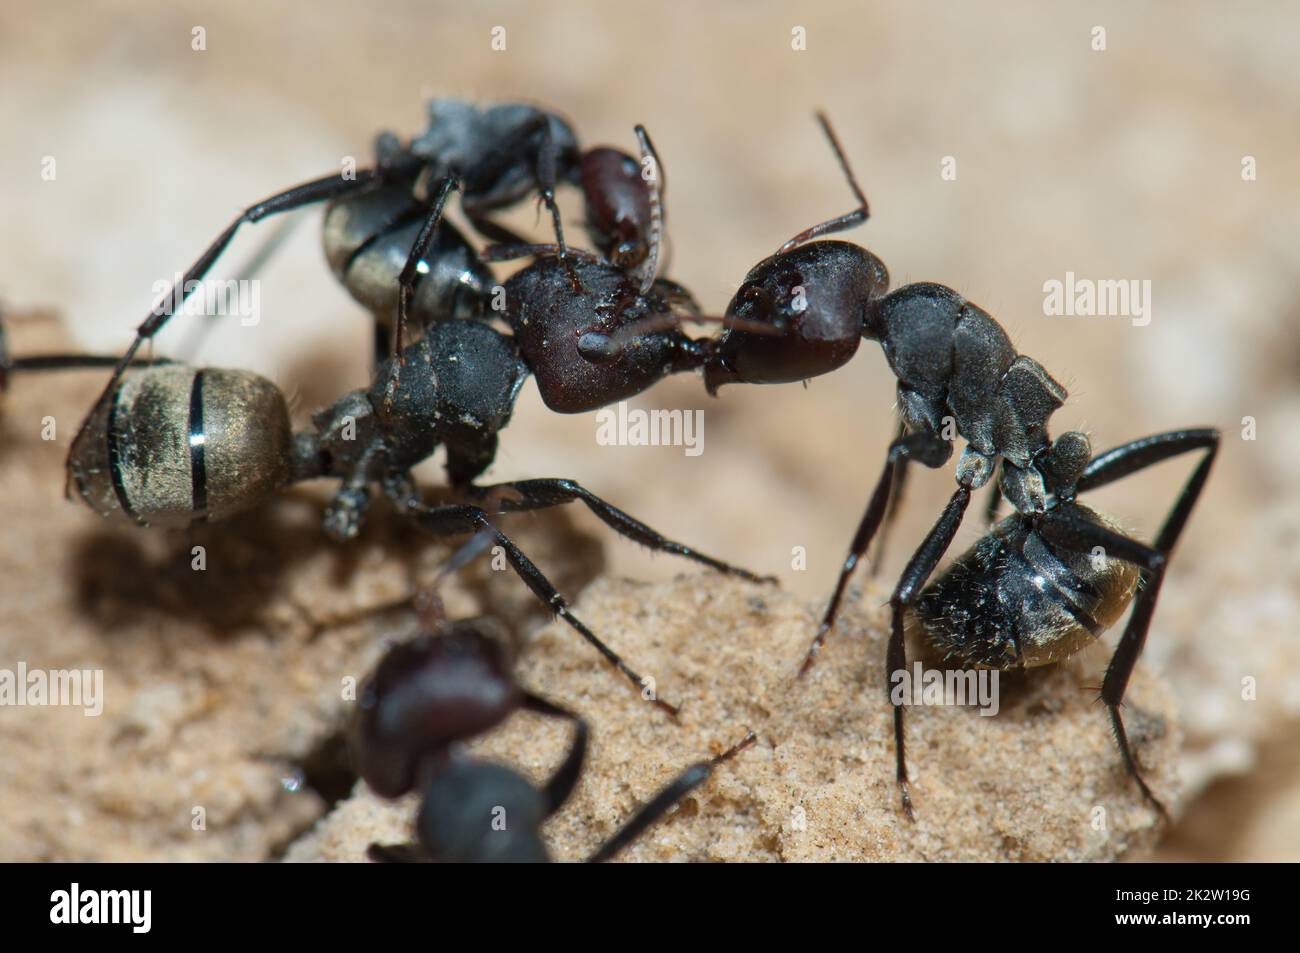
1, 330, 173, 388
323, 442, 386, 541
798, 430, 951, 677
886, 485, 973, 819
587, 731, 756, 863
520, 694, 589, 815
0, 310, 8, 390
1043, 428, 1219, 817
1038, 515, 1172, 816
465, 212, 531, 247
1077, 428, 1220, 495
67, 169, 378, 472
3, 354, 173, 375
464, 113, 569, 258
400, 500, 678, 717
532, 118, 569, 260
776, 112, 871, 255
372, 322, 391, 367
381, 175, 462, 408
868, 417, 909, 578
466, 478, 777, 585
176, 214, 302, 362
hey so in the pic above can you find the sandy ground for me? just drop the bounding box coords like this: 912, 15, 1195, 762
1, 2, 1297, 860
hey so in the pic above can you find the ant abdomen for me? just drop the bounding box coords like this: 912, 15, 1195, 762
913, 503, 1140, 670
322, 183, 493, 330
68, 365, 293, 528
704, 240, 888, 392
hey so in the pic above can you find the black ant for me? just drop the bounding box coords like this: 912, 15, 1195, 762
57, 316, 779, 713
57, 105, 779, 715
353, 528, 756, 863
68, 98, 676, 438
660, 113, 1217, 818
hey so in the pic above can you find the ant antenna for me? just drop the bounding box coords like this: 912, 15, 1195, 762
776, 111, 871, 255
578, 312, 784, 365
632, 124, 665, 295
711, 729, 759, 766
587, 729, 756, 863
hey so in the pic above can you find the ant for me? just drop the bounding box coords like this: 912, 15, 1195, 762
58, 316, 775, 714
353, 528, 756, 863
68, 98, 677, 445
652, 113, 1217, 818
58, 108, 776, 715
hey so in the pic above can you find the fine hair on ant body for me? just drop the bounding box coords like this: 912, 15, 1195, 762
354, 527, 756, 863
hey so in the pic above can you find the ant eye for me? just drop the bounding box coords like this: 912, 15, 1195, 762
734, 283, 768, 313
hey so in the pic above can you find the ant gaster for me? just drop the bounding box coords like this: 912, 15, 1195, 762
354, 529, 756, 863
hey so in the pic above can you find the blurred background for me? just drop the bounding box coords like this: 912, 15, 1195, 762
1, 1, 1297, 860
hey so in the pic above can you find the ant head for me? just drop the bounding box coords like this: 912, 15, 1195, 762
580, 147, 654, 270
703, 241, 889, 393
352, 619, 520, 799
415, 758, 551, 863
506, 257, 700, 413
